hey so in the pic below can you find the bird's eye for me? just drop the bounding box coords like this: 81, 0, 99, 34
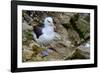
47, 20, 50, 23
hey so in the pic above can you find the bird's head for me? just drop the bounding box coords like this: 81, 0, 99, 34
44, 17, 56, 29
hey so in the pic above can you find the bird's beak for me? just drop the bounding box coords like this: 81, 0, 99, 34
51, 23, 56, 29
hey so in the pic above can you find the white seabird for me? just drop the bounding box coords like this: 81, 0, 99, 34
32, 17, 60, 46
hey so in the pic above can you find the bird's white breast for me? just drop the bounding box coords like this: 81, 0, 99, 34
42, 26, 54, 34
36, 26, 56, 45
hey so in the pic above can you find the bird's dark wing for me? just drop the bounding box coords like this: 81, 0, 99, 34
33, 25, 43, 38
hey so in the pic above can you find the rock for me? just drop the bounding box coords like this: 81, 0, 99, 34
29, 40, 40, 49
22, 45, 31, 50
22, 31, 33, 44
78, 41, 90, 53
22, 12, 33, 24
31, 53, 43, 61
65, 49, 89, 60
22, 49, 34, 62
49, 42, 75, 59
22, 21, 33, 31
47, 51, 63, 61
65, 45, 90, 60
64, 40, 71, 47
67, 29, 81, 45
35, 54, 43, 61
31, 43, 48, 57
22, 37, 27, 42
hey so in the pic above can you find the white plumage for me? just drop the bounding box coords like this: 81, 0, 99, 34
32, 17, 60, 46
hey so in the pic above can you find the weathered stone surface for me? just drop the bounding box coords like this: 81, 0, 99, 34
22, 21, 33, 31
22, 49, 34, 61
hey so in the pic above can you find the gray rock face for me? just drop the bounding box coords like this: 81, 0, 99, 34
22, 49, 34, 61
22, 21, 33, 31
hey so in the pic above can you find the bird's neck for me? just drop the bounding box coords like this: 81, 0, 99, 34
45, 25, 54, 30
44, 24, 49, 27
42, 25, 54, 34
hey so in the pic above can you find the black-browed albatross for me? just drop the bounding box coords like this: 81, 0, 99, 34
32, 17, 60, 46
32, 17, 61, 57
